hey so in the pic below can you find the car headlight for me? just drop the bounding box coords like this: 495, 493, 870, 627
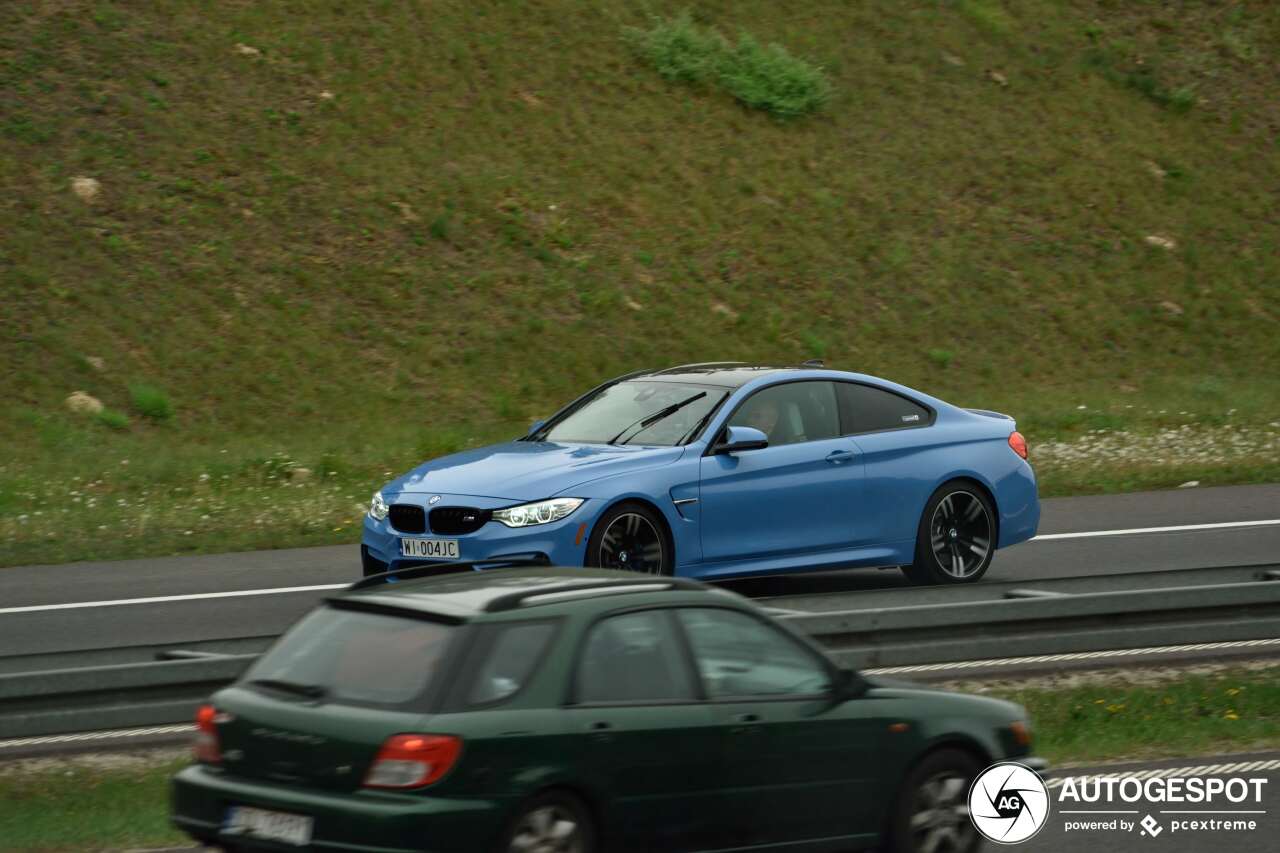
369, 491, 389, 521
493, 498, 584, 528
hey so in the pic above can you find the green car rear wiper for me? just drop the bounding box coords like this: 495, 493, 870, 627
248, 678, 328, 700
607, 391, 707, 446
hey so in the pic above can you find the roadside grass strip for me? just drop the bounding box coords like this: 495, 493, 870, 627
989, 664, 1280, 764
0, 755, 190, 851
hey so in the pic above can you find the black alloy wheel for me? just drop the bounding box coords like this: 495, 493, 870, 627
586, 502, 672, 576
902, 484, 996, 585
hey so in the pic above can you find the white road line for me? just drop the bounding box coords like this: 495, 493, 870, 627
863, 638, 1280, 675
1, 518, 1277, 615
0, 583, 348, 615
0, 724, 194, 750
1049, 759, 1280, 784
1033, 519, 1280, 541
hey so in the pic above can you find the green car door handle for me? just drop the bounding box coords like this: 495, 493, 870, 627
734, 713, 761, 723
588, 721, 612, 731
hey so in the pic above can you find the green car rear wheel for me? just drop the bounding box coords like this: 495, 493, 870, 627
501, 790, 596, 853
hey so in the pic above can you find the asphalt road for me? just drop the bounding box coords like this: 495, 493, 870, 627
1, 484, 1277, 672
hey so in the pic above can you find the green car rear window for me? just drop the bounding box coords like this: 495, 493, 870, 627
245, 606, 454, 710
464, 621, 557, 706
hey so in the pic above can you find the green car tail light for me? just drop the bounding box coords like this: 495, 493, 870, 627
363, 734, 463, 789
194, 704, 223, 765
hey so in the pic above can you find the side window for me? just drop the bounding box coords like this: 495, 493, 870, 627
576, 610, 696, 704
837, 383, 931, 434
727, 382, 839, 447
677, 609, 832, 699
465, 621, 557, 706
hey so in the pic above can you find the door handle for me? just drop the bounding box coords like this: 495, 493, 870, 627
733, 713, 762, 724
825, 449, 856, 464
588, 721, 613, 731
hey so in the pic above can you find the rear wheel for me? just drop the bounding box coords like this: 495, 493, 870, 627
902, 483, 995, 585
500, 791, 595, 853
887, 748, 982, 853
585, 502, 673, 576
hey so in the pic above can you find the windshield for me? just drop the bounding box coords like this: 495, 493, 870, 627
541, 381, 726, 446
243, 605, 454, 710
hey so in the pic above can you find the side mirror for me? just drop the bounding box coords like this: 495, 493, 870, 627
528, 419, 546, 436
714, 425, 769, 454
833, 667, 866, 701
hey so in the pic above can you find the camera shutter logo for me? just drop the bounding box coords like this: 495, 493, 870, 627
968, 762, 1051, 844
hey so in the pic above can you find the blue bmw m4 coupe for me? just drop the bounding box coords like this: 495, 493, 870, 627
362, 363, 1039, 585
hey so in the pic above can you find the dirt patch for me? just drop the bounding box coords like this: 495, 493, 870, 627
0, 746, 187, 777
940, 658, 1280, 694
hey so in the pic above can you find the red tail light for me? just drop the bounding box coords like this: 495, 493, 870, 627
364, 734, 463, 789
193, 704, 222, 764
1008, 431, 1028, 460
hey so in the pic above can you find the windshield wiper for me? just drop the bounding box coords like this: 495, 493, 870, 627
249, 678, 328, 700
677, 402, 722, 446
607, 392, 707, 446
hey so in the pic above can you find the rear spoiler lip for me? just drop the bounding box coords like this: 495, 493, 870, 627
963, 407, 1015, 422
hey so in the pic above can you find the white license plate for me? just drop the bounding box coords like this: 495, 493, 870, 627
224, 805, 313, 846
400, 537, 460, 559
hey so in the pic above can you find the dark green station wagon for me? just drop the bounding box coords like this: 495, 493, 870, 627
171, 564, 1044, 853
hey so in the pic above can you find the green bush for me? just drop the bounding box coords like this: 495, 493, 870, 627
128, 383, 173, 421
96, 408, 130, 430
718, 35, 832, 117
628, 15, 831, 117
626, 12, 723, 84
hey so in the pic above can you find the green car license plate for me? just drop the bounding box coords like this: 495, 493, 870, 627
224, 805, 313, 846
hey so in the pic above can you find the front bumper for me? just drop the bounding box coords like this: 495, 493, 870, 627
171, 765, 503, 853
361, 495, 596, 575
1021, 756, 1051, 775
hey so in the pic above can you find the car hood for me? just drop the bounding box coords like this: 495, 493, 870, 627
386, 440, 686, 502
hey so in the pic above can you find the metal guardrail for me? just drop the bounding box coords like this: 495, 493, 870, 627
0, 655, 257, 740
782, 577, 1280, 668
1, 567, 1278, 740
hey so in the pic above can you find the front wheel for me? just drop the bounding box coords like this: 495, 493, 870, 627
886, 748, 982, 853
499, 791, 596, 853
901, 484, 996, 585
585, 501, 673, 576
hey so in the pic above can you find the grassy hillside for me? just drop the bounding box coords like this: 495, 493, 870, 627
2, 1, 1278, 566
